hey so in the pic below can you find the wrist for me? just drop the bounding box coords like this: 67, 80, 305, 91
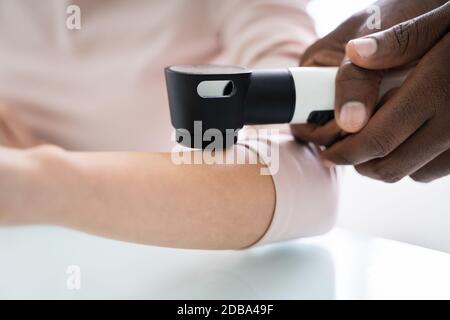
22, 145, 73, 225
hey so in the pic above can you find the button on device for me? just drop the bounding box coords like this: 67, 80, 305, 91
307, 110, 335, 125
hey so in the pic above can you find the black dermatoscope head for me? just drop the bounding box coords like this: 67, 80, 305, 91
165, 65, 296, 149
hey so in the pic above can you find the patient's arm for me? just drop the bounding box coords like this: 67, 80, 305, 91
0, 145, 275, 250
0, 103, 42, 148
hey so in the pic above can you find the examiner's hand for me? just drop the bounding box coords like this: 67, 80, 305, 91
0, 103, 41, 148
292, 1, 450, 183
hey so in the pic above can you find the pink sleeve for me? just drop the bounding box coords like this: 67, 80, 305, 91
238, 131, 339, 246
208, 0, 317, 68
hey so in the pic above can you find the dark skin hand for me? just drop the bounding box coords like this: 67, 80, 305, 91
292, 0, 450, 183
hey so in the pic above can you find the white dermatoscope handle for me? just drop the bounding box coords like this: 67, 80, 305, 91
288, 66, 410, 123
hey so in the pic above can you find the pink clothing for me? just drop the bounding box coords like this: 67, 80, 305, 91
240, 133, 338, 246
0, 0, 338, 245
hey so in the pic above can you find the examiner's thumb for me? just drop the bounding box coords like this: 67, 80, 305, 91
345, 2, 450, 70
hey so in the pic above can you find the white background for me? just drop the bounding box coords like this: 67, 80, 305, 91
308, 0, 450, 252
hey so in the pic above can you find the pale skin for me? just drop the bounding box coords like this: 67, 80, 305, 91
0, 104, 275, 250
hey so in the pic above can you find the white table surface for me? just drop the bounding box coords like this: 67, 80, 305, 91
1, 226, 449, 300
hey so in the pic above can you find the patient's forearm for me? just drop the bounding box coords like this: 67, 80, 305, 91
5, 146, 275, 249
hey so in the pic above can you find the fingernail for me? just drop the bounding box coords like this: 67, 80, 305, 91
339, 101, 368, 132
349, 38, 377, 58
321, 159, 335, 168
